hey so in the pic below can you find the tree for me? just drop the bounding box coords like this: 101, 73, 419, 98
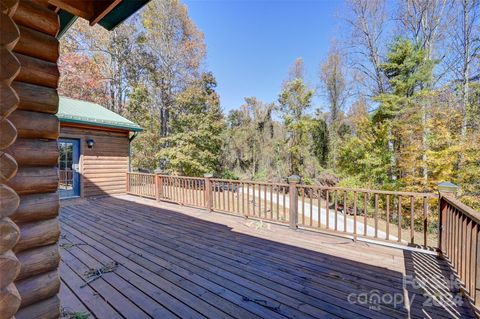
338, 109, 392, 186
319, 45, 349, 169
278, 58, 316, 176
310, 114, 329, 168
396, 0, 451, 62
159, 73, 225, 176
223, 97, 282, 179
59, 18, 145, 114
58, 52, 109, 107
447, 0, 480, 150
345, 0, 388, 96
127, 86, 161, 171
375, 38, 436, 187
142, 0, 206, 138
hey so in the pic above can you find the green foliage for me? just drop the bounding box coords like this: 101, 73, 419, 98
221, 170, 240, 180
59, 4, 480, 210
381, 38, 435, 96
374, 38, 435, 123
223, 97, 286, 180
310, 117, 329, 167
338, 113, 393, 185
127, 86, 161, 171
159, 73, 225, 176
278, 78, 316, 176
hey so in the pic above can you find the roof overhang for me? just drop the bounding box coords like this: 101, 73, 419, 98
46, 0, 151, 38
58, 116, 143, 132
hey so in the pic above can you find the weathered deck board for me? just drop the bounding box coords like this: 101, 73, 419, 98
59, 195, 476, 319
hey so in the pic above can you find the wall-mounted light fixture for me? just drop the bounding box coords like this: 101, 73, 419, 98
86, 139, 95, 149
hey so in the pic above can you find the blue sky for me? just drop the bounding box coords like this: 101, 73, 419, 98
183, 0, 345, 113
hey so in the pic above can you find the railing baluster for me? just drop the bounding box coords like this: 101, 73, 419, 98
183, 178, 186, 203
246, 183, 250, 216
343, 191, 347, 232
276, 185, 279, 221
257, 183, 261, 217
474, 225, 479, 306
241, 182, 245, 216
212, 181, 216, 209
363, 193, 367, 237
252, 183, 255, 216
386, 195, 390, 240
178, 178, 181, 202
317, 189, 321, 228
309, 190, 313, 227
194, 179, 197, 205
189, 179, 193, 205
465, 218, 472, 296
236, 182, 240, 214
462, 216, 468, 287
227, 182, 230, 212
263, 184, 267, 218
460, 214, 465, 280
176, 178, 180, 202
374, 193, 378, 238
353, 191, 357, 239
301, 187, 305, 225
423, 196, 428, 247
334, 190, 338, 231
398, 195, 402, 242
221, 181, 225, 211
410, 196, 415, 244
454, 209, 458, 268
326, 190, 329, 230
270, 184, 273, 220
177, 178, 181, 203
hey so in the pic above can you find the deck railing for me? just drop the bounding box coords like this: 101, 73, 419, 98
210, 179, 291, 224
295, 184, 438, 247
126, 172, 480, 311
439, 194, 480, 312
126, 173, 442, 247
159, 175, 206, 208
126, 172, 156, 199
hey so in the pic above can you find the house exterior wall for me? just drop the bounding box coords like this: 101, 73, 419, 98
60, 123, 129, 198
2, 1, 62, 317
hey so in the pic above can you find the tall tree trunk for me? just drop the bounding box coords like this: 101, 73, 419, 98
460, 0, 470, 146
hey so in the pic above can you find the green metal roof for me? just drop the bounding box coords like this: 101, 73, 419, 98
57, 96, 143, 132
57, 0, 151, 38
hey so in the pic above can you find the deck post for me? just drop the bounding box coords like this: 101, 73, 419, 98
437, 182, 458, 253
204, 173, 213, 212
288, 175, 300, 230
155, 174, 163, 201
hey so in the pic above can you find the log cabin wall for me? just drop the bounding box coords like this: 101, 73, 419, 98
0, 1, 22, 318
2, 0, 61, 318
60, 124, 129, 198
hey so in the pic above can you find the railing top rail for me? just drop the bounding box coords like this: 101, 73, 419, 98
442, 195, 480, 224
296, 184, 438, 198
210, 178, 289, 187
127, 172, 155, 176
157, 175, 205, 181
127, 172, 437, 197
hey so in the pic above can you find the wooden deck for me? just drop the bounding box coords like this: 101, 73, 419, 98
58, 195, 476, 319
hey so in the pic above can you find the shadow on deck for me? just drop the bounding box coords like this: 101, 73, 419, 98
58, 195, 475, 319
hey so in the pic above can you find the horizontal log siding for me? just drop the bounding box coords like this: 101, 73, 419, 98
60, 125, 129, 198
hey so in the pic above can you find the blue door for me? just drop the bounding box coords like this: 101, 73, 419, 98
58, 139, 80, 198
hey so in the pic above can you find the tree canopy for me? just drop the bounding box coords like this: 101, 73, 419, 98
59, 0, 480, 209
